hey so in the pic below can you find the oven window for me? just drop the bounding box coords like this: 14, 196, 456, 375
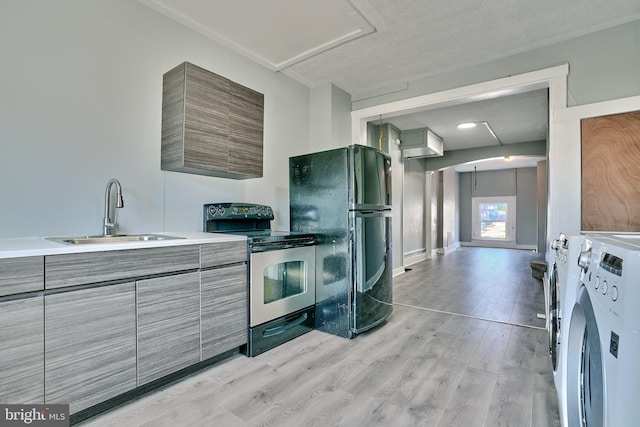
263, 261, 306, 304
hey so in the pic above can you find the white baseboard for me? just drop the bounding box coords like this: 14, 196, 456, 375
392, 266, 406, 277
460, 241, 537, 250
403, 250, 429, 267
435, 242, 460, 255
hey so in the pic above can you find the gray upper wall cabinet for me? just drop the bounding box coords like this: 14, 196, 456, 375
161, 62, 264, 179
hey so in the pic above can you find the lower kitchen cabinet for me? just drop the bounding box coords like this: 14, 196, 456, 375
0, 296, 44, 404
201, 264, 247, 360
44, 283, 137, 414
137, 272, 201, 385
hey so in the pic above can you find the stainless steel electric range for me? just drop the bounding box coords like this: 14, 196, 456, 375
203, 203, 316, 356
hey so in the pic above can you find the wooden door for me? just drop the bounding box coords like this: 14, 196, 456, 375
581, 110, 640, 231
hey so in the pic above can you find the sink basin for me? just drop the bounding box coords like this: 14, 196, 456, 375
47, 234, 185, 245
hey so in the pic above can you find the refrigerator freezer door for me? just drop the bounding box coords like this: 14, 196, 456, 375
290, 147, 349, 234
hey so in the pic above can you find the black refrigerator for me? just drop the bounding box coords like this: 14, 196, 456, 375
290, 144, 393, 338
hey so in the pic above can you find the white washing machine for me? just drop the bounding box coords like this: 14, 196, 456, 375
549, 232, 585, 427
565, 233, 640, 427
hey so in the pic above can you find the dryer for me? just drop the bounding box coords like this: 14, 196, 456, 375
565, 233, 640, 427
549, 232, 585, 427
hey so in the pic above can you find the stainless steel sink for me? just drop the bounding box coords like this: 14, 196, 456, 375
47, 234, 185, 245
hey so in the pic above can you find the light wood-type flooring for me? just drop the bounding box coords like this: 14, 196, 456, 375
82, 247, 559, 427
395, 247, 547, 329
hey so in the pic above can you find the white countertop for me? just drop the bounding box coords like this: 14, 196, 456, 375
0, 232, 246, 259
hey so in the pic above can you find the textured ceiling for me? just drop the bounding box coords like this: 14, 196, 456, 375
142, 0, 640, 97
139, 0, 639, 169
284, 0, 640, 98
138, 0, 375, 70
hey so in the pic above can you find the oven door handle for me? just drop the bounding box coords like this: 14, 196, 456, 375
262, 313, 309, 338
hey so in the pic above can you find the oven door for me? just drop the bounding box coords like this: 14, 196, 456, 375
249, 245, 316, 327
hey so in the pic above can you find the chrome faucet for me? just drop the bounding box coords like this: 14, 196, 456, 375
103, 179, 124, 236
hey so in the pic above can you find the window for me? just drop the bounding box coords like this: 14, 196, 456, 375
263, 261, 306, 304
472, 196, 516, 241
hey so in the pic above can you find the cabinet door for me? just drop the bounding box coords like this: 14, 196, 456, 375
228, 81, 264, 177
162, 62, 230, 175
0, 296, 44, 404
45, 283, 136, 414
183, 62, 230, 172
201, 264, 247, 360
137, 272, 201, 385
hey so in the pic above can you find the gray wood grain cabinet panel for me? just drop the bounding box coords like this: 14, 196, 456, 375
161, 61, 264, 179
228, 80, 264, 177
201, 264, 247, 360
44, 283, 136, 414
0, 296, 44, 404
162, 62, 229, 173
0, 256, 44, 296
45, 245, 199, 289
137, 272, 201, 385
200, 241, 247, 269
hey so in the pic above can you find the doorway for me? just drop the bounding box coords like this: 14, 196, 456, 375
352, 65, 568, 268
472, 196, 516, 242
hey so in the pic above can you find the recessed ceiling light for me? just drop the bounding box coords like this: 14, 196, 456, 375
457, 122, 477, 129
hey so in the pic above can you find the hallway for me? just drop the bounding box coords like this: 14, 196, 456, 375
82, 247, 559, 426
395, 247, 547, 329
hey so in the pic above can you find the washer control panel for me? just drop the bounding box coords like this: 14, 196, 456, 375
583, 242, 622, 316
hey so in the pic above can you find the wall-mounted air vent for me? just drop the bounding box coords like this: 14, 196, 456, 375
400, 128, 444, 158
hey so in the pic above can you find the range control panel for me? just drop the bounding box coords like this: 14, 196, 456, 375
204, 203, 274, 220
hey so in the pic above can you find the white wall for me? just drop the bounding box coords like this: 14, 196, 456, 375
442, 168, 459, 252
402, 159, 427, 262
386, 126, 404, 274
308, 84, 333, 152
0, 0, 311, 238
308, 83, 352, 153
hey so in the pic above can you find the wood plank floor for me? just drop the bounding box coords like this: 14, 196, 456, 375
395, 247, 547, 329
81, 247, 559, 427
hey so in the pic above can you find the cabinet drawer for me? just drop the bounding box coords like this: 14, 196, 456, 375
45, 245, 200, 289
0, 256, 44, 296
200, 241, 247, 269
